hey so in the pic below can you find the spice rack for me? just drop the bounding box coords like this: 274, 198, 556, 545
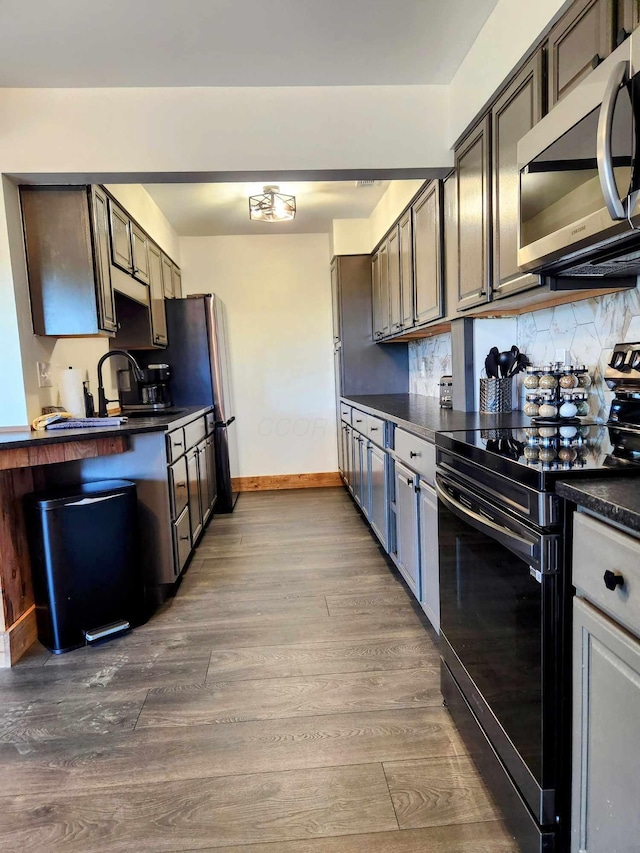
523, 363, 592, 425
523, 423, 591, 469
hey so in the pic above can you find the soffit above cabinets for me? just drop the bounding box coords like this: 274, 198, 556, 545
0, 0, 497, 88
143, 180, 395, 237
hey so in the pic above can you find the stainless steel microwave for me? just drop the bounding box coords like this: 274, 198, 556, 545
518, 31, 640, 279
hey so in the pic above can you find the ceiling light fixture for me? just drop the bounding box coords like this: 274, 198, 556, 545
249, 185, 296, 222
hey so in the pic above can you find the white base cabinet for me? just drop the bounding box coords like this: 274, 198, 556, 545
419, 481, 439, 632
394, 461, 420, 599
368, 442, 388, 550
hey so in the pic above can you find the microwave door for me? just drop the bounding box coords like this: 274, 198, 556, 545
518, 40, 635, 274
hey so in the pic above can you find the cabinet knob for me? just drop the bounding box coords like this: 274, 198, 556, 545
409, 451, 421, 458
603, 570, 624, 591
617, 27, 630, 47
406, 477, 413, 486
591, 53, 603, 69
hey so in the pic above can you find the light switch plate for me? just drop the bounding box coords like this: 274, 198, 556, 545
37, 361, 53, 388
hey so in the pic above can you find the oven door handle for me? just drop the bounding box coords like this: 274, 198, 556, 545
435, 479, 538, 566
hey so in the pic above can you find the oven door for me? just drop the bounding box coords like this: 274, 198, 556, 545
436, 471, 561, 826
518, 38, 635, 275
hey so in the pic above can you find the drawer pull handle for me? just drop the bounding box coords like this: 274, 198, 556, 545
355, 419, 363, 423
406, 477, 413, 486
176, 482, 187, 490
370, 427, 378, 431
603, 570, 625, 591
179, 535, 190, 541
173, 441, 184, 447
409, 451, 421, 458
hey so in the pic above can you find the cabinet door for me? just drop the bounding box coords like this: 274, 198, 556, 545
616, 0, 640, 42
342, 424, 352, 485
130, 223, 150, 285
394, 461, 420, 599
387, 228, 402, 335
147, 242, 168, 346
572, 597, 640, 852
369, 443, 388, 551
161, 252, 174, 298
399, 210, 414, 331
352, 432, 363, 507
455, 116, 491, 311
361, 438, 371, 519
443, 172, 458, 317
331, 259, 341, 343
108, 200, 133, 273
187, 449, 203, 542
413, 181, 444, 325
548, 0, 614, 108
379, 241, 391, 338
169, 456, 189, 519
419, 482, 439, 632
196, 440, 211, 526
492, 52, 544, 300
90, 187, 117, 333
371, 252, 383, 341
206, 435, 218, 512
172, 265, 182, 299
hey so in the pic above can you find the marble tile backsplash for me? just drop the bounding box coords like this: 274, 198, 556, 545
408, 333, 452, 398
406, 285, 640, 420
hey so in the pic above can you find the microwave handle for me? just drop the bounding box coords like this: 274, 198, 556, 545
597, 59, 629, 221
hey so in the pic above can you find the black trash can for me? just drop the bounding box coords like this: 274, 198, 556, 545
25, 479, 144, 653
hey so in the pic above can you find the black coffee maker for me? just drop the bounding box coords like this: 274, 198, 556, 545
118, 363, 172, 413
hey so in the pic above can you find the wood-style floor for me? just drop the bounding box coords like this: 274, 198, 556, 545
0, 487, 518, 852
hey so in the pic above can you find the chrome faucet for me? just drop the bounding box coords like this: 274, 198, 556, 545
97, 350, 144, 417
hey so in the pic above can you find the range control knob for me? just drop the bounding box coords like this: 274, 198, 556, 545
603, 570, 625, 591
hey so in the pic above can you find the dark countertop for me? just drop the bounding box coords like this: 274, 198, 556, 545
0, 406, 212, 451
556, 478, 640, 534
342, 394, 530, 441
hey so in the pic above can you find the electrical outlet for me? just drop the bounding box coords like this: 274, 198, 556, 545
37, 361, 53, 388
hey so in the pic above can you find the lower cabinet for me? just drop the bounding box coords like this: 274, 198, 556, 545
394, 461, 420, 598
419, 481, 440, 631
187, 448, 203, 543
572, 596, 640, 852
352, 431, 364, 508
369, 442, 388, 550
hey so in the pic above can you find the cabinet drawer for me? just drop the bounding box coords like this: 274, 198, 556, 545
173, 506, 191, 576
365, 414, 385, 447
573, 511, 640, 638
184, 417, 206, 450
205, 410, 216, 435
169, 455, 189, 519
340, 404, 352, 424
394, 429, 436, 485
351, 409, 366, 432
166, 427, 185, 462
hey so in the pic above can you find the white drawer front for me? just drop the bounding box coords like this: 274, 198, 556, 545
394, 428, 436, 485
573, 511, 640, 639
351, 409, 367, 433
340, 404, 352, 424
365, 414, 385, 447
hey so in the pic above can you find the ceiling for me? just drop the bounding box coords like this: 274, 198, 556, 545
143, 181, 392, 236
0, 0, 498, 88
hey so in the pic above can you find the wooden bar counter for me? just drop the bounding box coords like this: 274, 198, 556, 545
0, 425, 132, 666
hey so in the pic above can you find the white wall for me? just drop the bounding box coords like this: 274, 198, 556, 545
180, 234, 337, 477
331, 219, 371, 256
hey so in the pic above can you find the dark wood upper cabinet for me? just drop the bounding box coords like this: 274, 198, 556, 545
412, 181, 444, 326
548, 0, 614, 108
443, 172, 458, 316
21, 185, 116, 336
130, 222, 150, 285
398, 209, 414, 330
492, 51, 544, 300
108, 200, 134, 273
161, 252, 174, 299
378, 241, 391, 337
148, 241, 168, 347
455, 116, 492, 311
387, 227, 402, 335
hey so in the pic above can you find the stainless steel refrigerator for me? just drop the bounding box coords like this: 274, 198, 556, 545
163, 295, 238, 512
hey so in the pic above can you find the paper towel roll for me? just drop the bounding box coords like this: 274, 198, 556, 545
59, 367, 85, 417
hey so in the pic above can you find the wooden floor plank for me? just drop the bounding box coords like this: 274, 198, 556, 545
0, 764, 399, 851
383, 755, 502, 830
137, 668, 443, 728
326, 592, 418, 617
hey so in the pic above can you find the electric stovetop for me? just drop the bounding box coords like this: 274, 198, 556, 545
436, 422, 640, 491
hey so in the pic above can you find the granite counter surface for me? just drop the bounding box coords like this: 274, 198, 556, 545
0, 407, 211, 452
556, 478, 640, 535
342, 394, 530, 441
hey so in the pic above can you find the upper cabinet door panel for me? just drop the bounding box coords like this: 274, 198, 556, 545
548, 0, 614, 108
148, 241, 168, 346
108, 200, 133, 273
413, 181, 444, 326
331, 259, 341, 343
91, 187, 117, 333
492, 51, 544, 300
172, 265, 182, 299
130, 222, 150, 285
455, 115, 491, 312
371, 252, 383, 341
443, 172, 458, 316
161, 253, 174, 298
379, 241, 391, 337
388, 228, 402, 335
399, 210, 414, 330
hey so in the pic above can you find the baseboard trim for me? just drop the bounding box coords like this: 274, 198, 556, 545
232, 472, 343, 492
0, 605, 38, 668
